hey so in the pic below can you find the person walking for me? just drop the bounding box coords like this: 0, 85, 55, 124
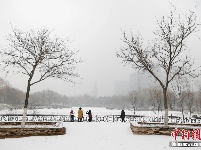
78, 107, 83, 122
70, 109, 75, 122
120, 110, 125, 122
86, 110, 92, 122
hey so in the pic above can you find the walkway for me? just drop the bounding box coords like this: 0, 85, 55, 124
0, 122, 198, 150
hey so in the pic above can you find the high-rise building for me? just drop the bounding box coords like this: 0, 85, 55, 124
130, 70, 156, 91
92, 82, 98, 98
114, 80, 130, 96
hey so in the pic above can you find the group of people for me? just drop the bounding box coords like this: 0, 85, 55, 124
70, 107, 92, 122
70, 108, 126, 122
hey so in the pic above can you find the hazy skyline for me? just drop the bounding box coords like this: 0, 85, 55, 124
0, 0, 201, 96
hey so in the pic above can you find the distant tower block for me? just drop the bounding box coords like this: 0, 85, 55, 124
114, 80, 130, 96
130, 70, 157, 91
92, 82, 98, 98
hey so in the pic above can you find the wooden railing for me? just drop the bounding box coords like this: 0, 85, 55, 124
0, 114, 201, 124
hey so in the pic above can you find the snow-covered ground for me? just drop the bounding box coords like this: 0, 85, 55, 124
1, 122, 200, 150
0, 107, 200, 150
0, 106, 193, 118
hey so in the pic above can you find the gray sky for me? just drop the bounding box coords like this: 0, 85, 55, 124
0, 0, 201, 96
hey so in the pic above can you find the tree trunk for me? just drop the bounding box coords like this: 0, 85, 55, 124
182, 107, 185, 121
190, 110, 192, 118
133, 107, 135, 115
21, 79, 31, 128
157, 107, 159, 122
163, 88, 168, 127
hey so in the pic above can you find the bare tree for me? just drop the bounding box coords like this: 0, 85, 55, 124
117, 8, 199, 126
171, 76, 190, 119
167, 90, 176, 110
0, 78, 11, 104
129, 90, 139, 115
1, 28, 81, 127
195, 87, 201, 115
185, 88, 194, 118
149, 88, 163, 118
0, 78, 11, 89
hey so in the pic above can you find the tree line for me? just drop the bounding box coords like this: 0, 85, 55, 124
0, 77, 128, 109
1, 77, 201, 118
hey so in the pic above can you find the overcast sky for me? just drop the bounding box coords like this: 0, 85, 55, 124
0, 0, 201, 97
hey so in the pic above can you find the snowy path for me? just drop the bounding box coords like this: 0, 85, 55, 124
0, 122, 200, 150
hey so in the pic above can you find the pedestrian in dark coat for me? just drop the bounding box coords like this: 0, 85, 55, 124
86, 110, 92, 122
70, 109, 75, 122
120, 110, 125, 122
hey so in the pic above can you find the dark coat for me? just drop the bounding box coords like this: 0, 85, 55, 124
86, 110, 92, 122
120, 110, 125, 118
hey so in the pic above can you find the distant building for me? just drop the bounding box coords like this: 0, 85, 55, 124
130, 70, 156, 91
114, 70, 162, 96
114, 81, 130, 96
92, 82, 98, 98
